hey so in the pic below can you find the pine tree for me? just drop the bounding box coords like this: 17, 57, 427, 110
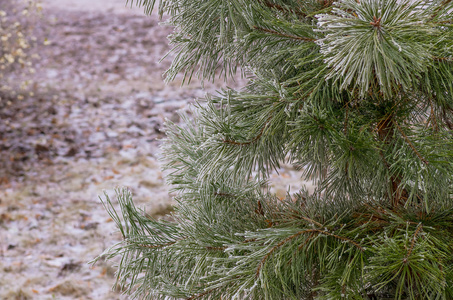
94, 0, 453, 299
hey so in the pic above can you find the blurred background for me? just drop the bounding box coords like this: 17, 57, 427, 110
0, 0, 306, 299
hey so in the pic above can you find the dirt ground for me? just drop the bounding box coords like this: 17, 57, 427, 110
0, 1, 309, 299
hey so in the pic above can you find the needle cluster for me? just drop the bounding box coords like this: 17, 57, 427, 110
96, 0, 453, 299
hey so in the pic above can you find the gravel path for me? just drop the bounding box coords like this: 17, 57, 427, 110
0, 1, 309, 299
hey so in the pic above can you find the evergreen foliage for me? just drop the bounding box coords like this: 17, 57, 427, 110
94, 0, 453, 299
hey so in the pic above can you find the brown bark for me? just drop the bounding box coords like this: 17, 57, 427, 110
377, 115, 408, 208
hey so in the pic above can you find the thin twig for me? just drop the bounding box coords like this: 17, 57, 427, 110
213, 192, 235, 197
256, 229, 363, 277
298, 215, 323, 228
370, 16, 382, 28
443, 108, 453, 131
252, 26, 316, 42
433, 56, 453, 62
376, 114, 394, 141
243, 238, 257, 243
427, 97, 439, 133
256, 200, 264, 216
256, 231, 306, 277
187, 288, 216, 300
377, 148, 390, 170
286, 232, 315, 265
206, 246, 227, 251
223, 117, 271, 146
298, 232, 315, 251
260, 0, 308, 17
286, 207, 323, 228
223, 129, 264, 146
136, 241, 176, 249
139, 242, 226, 251
344, 105, 349, 135
394, 121, 429, 165
134, 236, 189, 249
404, 224, 423, 261
430, 0, 453, 20
375, 115, 404, 207
319, 0, 335, 7
301, 216, 323, 228
315, 229, 364, 251
433, 20, 453, 24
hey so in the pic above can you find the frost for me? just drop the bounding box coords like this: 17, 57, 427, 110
391, 38, 403, 52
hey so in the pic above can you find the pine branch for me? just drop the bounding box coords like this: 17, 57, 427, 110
259, 0, 308, 18
213, 191, 235, 197
403, 224, 423, 264
394, 121, 429, 165
186, 288, 216, 300
135, 241, 178, 249
430, 0, 453, 20
298, 216, 323, 228
252, 26, 316, 42
319, 0, 335, 7
256, 229, 364, 277
205, 246, 227, 251
433, 56, 453, 62
222, 117, 270, 146
297, 232, 315, 251
222, 130, 264, 146
98, 0, 453, 298
370, 16, 382, 28
433, 20, 453, 24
